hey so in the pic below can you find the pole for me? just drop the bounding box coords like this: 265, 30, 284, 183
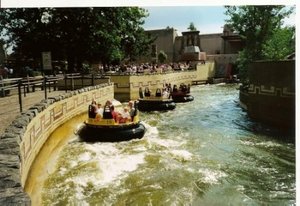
71, 75, 74, 91
53, 78, 57, 91
26, 75, 30, 93
23, 83, 26, 97
64, 72, 67, 92
0, 75, 5, 97
18, 80, 22, 113
48, 77, 51, 93
44, 75, 47, 99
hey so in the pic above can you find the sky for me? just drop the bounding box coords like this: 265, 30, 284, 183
142, 6, 296, 36
0, 2, 297, 36
142, 6, 228, 35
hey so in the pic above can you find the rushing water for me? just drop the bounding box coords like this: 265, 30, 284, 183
41, 84, 295, 205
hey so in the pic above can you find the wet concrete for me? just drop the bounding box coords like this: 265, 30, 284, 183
24, 113, 86, 206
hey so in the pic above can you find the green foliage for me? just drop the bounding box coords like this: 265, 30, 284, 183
235, 50, 251, 82
225, 5, 294, 83
0, 7, 153, 71
262, 26, 295, 60
158, 50, 167, 63
187, 22, 197, 31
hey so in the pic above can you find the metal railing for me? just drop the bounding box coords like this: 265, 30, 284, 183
1, 75, 64, 112
62, 73, 108, 91
1, 73, 109, 113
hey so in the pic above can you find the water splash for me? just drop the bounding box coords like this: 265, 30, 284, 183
40, 84, 295, 205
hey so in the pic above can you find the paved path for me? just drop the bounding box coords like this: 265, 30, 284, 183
0, 89, 66, 135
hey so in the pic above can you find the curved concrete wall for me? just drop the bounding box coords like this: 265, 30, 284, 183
0, 63, 215, 204
239, 60, 295, 131
110, 62, 215, 101
0, 83, 114, 204
20, 83, 114, 186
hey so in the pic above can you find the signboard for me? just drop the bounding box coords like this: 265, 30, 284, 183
42, 52, 52, 70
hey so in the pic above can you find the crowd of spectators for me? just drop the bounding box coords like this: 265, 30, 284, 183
0, 61, 197, 79
102, 62, 196, 75
0, 64, 14, 78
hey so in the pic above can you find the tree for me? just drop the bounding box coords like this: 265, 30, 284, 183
187, 22, 197, 31
122, 27, 155, 63
262, 26, 295, 60
0, 7, 153, 72
225, 6, 294, 82
158, 50, 167, 63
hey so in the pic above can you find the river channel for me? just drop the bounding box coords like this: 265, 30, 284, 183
34, 84, 295, 205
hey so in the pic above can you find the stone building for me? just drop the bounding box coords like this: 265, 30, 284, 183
141, 24, 244, 64
138, 25, 244, 79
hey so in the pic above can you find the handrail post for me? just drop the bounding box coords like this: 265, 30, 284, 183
26, 75, 30, 93
48, 78, 51, 93
44, 75, 47, 99
18, 80, 23, 113
0, 75, 5, 97
23, 82, 26, 97
71, 75, 74, 91
53, 78, 57, 91
64, 72, 67, 92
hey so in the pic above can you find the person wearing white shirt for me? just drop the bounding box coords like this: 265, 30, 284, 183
162, 88, 170, 99
96, 103, 104, 118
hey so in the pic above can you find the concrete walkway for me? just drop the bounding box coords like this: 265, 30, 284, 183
0, 89, 66, 135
